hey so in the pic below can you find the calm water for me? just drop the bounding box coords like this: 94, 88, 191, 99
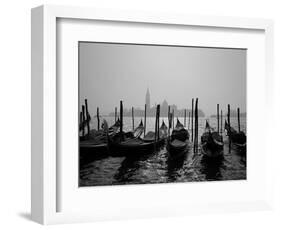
80, 116, 246, 186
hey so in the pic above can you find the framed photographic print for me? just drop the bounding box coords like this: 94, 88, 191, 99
31, 5, 274, 224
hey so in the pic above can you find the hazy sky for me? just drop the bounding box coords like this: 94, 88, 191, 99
79, 42, 246, 116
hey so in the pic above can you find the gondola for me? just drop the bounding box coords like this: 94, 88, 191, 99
107, 120, 161, 156
80, 119, 123, 159
110, 120, 144, 142
201, 121, 224, 158
142, 120, 168, 144
130, 119, 144, 138
108, 118, 121, 135
159, 120, 168, 138
224, 120, 246, 152
80, 133, 109, 161
80, 118, 121, 142
166, 119, 189, 158
109, 137, 160, 156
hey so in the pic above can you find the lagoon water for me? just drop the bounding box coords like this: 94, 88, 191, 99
79, 116, 246, 186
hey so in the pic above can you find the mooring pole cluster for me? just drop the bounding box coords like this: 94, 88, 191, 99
79, 97, 245, 162
79, 99, 91, 138
85, 99, 90, 135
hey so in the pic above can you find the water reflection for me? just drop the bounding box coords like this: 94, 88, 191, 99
166, 152, 187, 182
114, 154, 152, 183
200, 155, 224, 180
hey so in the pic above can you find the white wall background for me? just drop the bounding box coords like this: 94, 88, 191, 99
0, 0, 280, 229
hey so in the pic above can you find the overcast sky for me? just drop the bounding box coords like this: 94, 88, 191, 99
79, 42, 246, 116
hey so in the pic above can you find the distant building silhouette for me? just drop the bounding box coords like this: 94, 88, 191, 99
108, 89, 205, 117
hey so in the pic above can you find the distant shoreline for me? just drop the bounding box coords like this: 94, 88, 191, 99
92, 114, 247, 118
210, 113, 246, 118
92, 115, 208, 118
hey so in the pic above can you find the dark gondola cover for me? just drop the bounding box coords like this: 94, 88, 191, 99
225, 120, 246, 151
201, 121, 223, 158
167, 119, 189, 158
109, 138, 159, 156
142, 120, 168, 143
107, 120, 163, 156
79, 119, 123, 158
171, 119, 189, 141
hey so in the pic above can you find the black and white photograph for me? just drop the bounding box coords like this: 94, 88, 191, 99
79, 42, 247, 187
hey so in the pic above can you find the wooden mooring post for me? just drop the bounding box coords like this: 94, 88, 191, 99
191, 98, 194, 142
220, 110, 223, 134
132, 107, 135, 130
85, 99, 90, 135
79, 111, 83, 132
144, 104, 147, 136
172, 109, 175, 130
227, 104, 231, 152
157, 105, 160, 140
168, 105, 171, 137
168, 105, 170, 120
96, 107, 100, 130
194, 98, 198, 153
82, 105, 85, 137
184, 109, 187, 127
188, 111, 191, 130
217, 104, 219, 133
120, 101, 124, 141
154, 108, 157, 143
237, 107, 241, 133
227, 104, 231, 132
154, 104, 160, 149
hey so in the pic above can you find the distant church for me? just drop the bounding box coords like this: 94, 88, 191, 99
108, 88, 205, 117
145, 88, 170, 115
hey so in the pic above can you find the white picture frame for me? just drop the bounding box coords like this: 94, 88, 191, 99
31, 5, 274, 225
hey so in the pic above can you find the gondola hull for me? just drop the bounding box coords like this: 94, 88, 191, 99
231, 142, 246, 154
80, 119, 145, 160
166, 139, 188, 158
201, 127, 224, 158
230, 133, 246, 153
141, 131, 166, 145
201, 142, 223, 158
80, 142, 109, 161
109, 138, 163, 157
166, 119, 189, 158
171, 129, 189, 142
225, 120, 246, 153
